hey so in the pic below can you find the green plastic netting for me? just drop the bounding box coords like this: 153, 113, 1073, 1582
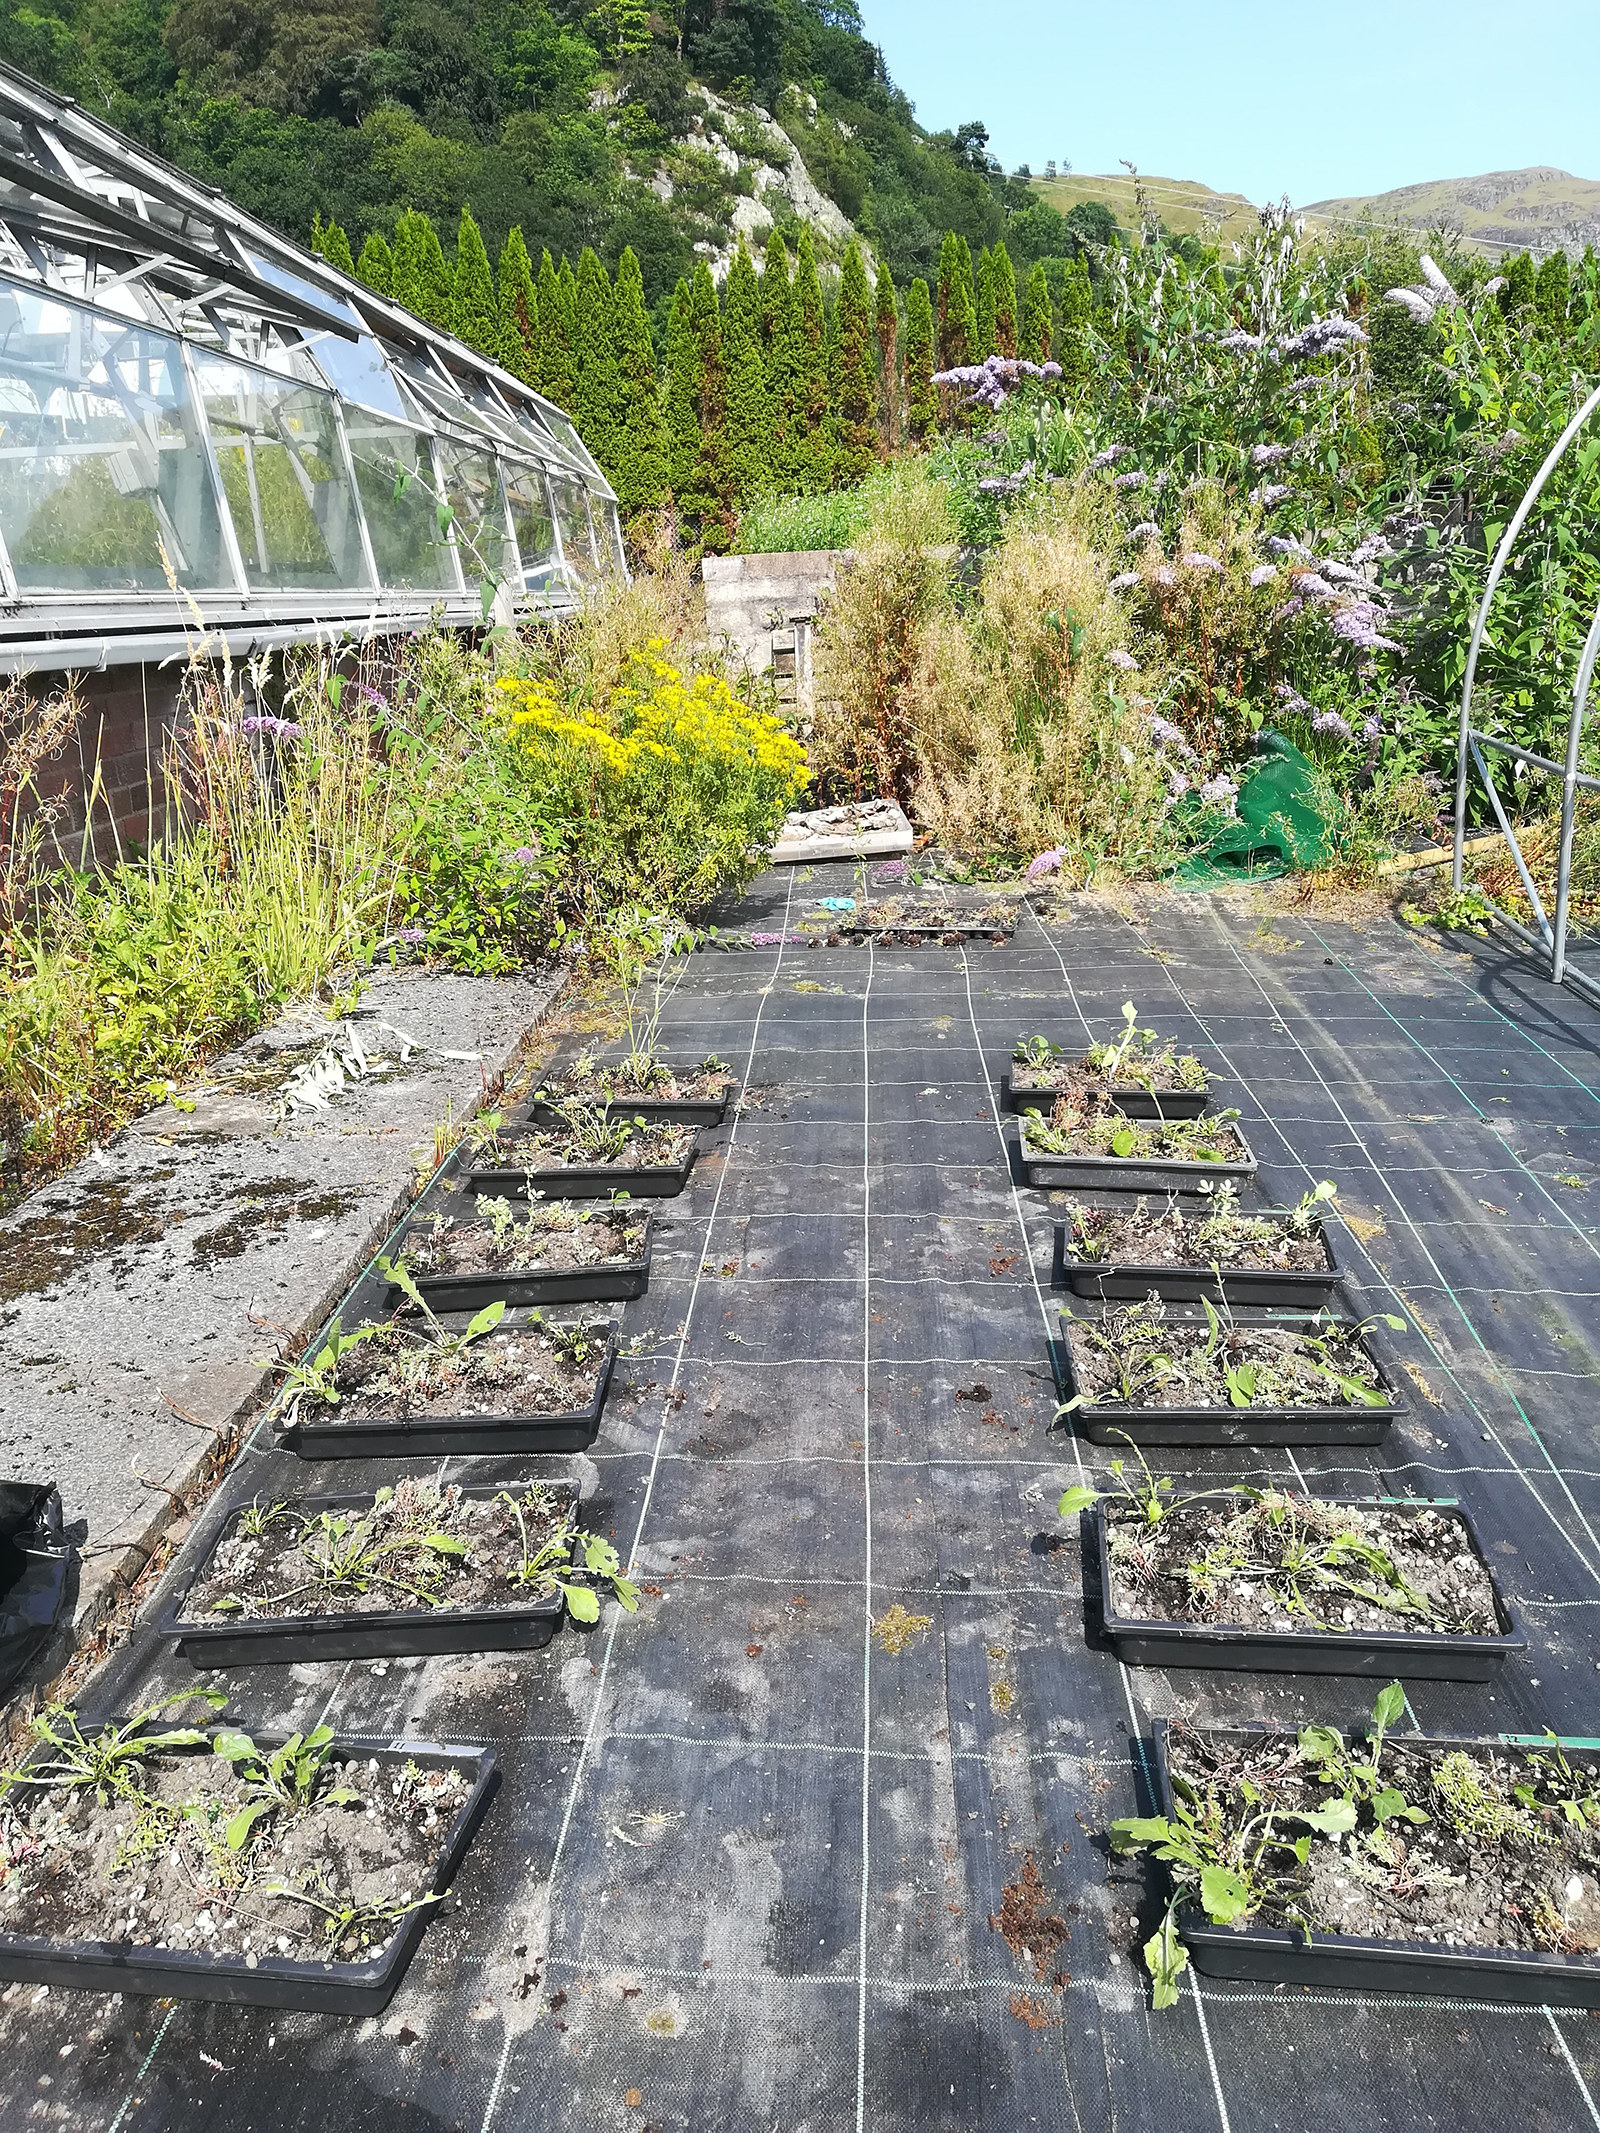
1171, 730, 1339, 888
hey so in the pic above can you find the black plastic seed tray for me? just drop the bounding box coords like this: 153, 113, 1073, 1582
379, 1208, 654, 1315
1094, 1496, 1523, 1677
1015, 1115, 1259, 1194
458, 1136, 698, 1200
1003, 1069, 1210, 1120
162, 1481, 579, 1667
1054, 1209, 1343, 1309
273, 1320, 618, 1459
513, 1077, 730, 1128
1050, 1308, 1404, 1446
1153, 1722, 1600, 2005
0, 1738, 498, 2013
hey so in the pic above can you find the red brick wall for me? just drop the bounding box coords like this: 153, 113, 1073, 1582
6, 663, 190, 869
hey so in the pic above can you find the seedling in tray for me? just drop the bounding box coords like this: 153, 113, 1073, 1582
546, 1046, 733, 1108
1061, 1181, 1340, 1305
469, 1102, 696, 1180
1026, 1097, 1246, 1166
0, 1691, 492, 2008
1113, 1688, 1600, 2008
1057, 1296, 1405, 1415
1012, 1004, 1209, 1109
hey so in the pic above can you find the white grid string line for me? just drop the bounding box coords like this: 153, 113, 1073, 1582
854, 928, 878, 2133
1080, 900, 1600, 1594
1381, 933, 1600, 1116
1546, 2004, 1600, 2127
353, 1726, 1138, 1779
477, 874, 799, 2133
957, 946, 1233, 2133
1189, 903, 1600, 1577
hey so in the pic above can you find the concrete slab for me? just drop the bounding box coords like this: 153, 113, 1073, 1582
770, 797, 914, 864
0, 964, 565, 1683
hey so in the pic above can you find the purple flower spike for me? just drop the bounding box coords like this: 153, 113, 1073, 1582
1109, 649, 1138, 670
1113, 469, 1148, 490
1250, 443, 1291, 467
1198, 774, 1239, 815
1025, 847, 1066, 881
508, 844, 542, 864
397, 925, 427, 945
1276, 316, 1367, 361
1109, 570, 1141, 592
241, 715, 302, 741
1181, 551, 1223, 574
1088, 443, 1131, 470
1363, 715, 1384, 740
1250, 484, 1293, 509
1312, 709, 1354, 741
1249, 563, 1277, 588
1130, 521, 1161, 542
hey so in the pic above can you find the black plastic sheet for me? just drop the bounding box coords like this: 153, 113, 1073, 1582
0, 1480, 68, 1705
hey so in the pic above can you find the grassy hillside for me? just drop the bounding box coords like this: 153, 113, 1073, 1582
1028, 170, 1260, 246
1305, 168, 1600, 258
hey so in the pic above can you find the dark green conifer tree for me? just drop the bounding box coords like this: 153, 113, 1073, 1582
1536, 248, 1571, 337
452, 208, 498, 357
574, 248, 619, 476
610, 246, 669, 520
874, 257, 899, 452
1058, 256, 1094, 389
991, 239, 1017, 358
761, 232, 798, 488
1500, 250, 1536, 321
318, 220, 356, 278
831, 239, 876, 486
1019, 259, 1051, 363
686, 262, 735, 547
664, 276, 699, 507
417, 218, 455, 332
390, 211, 428, 316
497, 228, 538, 382
793, 227, 832, 489
940, 235, 977, 372
355, 232, 393, 297
722, 239, 771, 507
537, 250, 577, 409
904, 275, 936, 442
976, 245, 996, 357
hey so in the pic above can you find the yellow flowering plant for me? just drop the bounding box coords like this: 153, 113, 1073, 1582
500, 640, 808, 907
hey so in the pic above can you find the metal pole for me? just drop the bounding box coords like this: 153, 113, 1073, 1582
1453, 379, 1600, 891
1552, 594, 1600, 985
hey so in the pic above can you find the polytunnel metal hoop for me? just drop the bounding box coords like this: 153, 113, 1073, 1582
1452, 381, 1600, 1011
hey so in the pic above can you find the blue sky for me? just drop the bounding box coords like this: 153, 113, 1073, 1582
860, 0, 1600, 205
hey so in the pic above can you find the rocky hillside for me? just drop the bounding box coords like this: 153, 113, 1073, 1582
1304, 168, 1600, 257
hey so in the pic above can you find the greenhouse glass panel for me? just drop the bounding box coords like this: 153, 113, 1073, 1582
434, 436, 517, 594
537, 405, 603, 480
342, 409, 458, 592
503, 462, 559, 589
305, 333, 410, 423
194, 353, 367, 591
550, 472, 599, 584
0, 281, 227, 593
599, 497, 627, 574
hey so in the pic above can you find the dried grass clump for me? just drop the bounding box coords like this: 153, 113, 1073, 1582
908, 488, 1179, 876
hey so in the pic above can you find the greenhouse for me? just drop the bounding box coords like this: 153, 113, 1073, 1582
0, 59, 623, 675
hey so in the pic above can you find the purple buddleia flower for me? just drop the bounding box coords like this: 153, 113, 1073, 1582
1275, 682, 1313, 716
1025, 847, 1066, 880
1130, 520, 1161, 541
241, 715, 302, 741
1148, 713, 1198, 762
1182, 551, 1223, 574
508, 844, 542, 864
1286, 375, 1326, 396
1198, 774, 1239, 814
1329, 603, 1401, 652
1291, 571, 1337, 601
1363, 715, 1384, 740
1250, 443, 1291, 466
1276, 317, 1367, 361
1250, 483, 1293, 509
1166, 769, 1191, 804
1088, 443, 1131, 470
1351, 534, 1394, 567
1153, 565, 1176, 588
1109, 648, 1138, 670
933, 356, 1061, 409
397, 925, 427, 945
874, 860, 908, 881
1249, 563, 1277, 588
1266, 535, 1315, 558
1110, 570, 1141, 592
356, 684, 390, 708
1216, 330, 1265, 353
1113, 469, 1148, 489
1275, 596, 1306, 621
1312, 709, 1354, 741
1321, 560, 1369, 586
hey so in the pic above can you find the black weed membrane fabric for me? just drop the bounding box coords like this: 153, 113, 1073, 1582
7, 869, 1600, 2131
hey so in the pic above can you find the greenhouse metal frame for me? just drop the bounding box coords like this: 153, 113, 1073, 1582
0, 59, 625, 676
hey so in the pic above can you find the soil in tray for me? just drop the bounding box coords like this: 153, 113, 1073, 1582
1065, 1187, 1332, 1276
1147, 1719, 1600, 1960
0, 1716, 472, 1965
535, 1055, 732, 1106
179, 1479, 580, 1625
467, 1117, 694, 1179
399, 1199, 648, 1284
1062, 1298, 1393, 1413
289, 1313, 608, 1425
1103, 1492, 1499, 1638
1025, 1096, 1247, 1166
1012, 1030, 1209, 1105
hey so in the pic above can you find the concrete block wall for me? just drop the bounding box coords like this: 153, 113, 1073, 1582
701, 549, 855, 719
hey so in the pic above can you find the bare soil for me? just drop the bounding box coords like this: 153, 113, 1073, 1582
180, 1480, 576, 1623
0, 1738, 474, 1964
1166, 1726, 1600, 1956
1106, 1494, 1499, 1635
1066, 1199, 1330, 1272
